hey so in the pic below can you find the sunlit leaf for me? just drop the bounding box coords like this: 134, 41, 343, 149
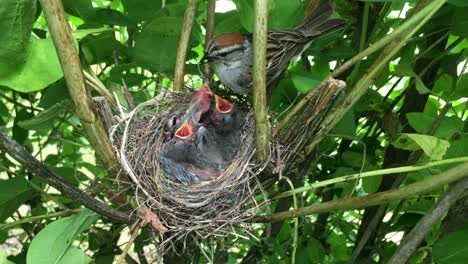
392, 133, 450, 160
0, 37, 63, 92
407, 112, 464, 140
0, 0, 36, 77
132, 16, 185, 73
18, 100, 71, 131
26, 209, 100, 264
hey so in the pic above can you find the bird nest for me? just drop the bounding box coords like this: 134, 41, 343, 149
104, 91, 269, 253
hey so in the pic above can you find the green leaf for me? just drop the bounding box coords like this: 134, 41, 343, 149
392, 133, 450, 160
453, 73, 468, 100
13, 109, 34, 144
327, 232, 351, 261
406, 112, 464, 140
0, 37, 63, 92
232, 0, 307, 32
0, 0, 37, 77
448, 0, 468, 6
38, 79, 71, 109
363, 175, 383, 194
414, 75, 431, 94
94, 9, 136, 28
0, 250, 14, 264
0, 177, 35, 222
51, 167, 89, 186
80, 31, 124, 64
231, 0, 254, 32
72, 28, 116, 40
18, 100, 71, 131
63, 0, 136, 27
359, 0, 415, 2
215, 11, 243, 35
290, 72, 320, 94
433, 226, 468, 264
109, 64, 149, 87
451, 7, 468, 37
26, 209, 100, 264
389, 213, 422, 232
62, 0, 95, 21
132, 16, 184, 73
433, 74, 457, 100
122, 0, 163, 22
307, 238, 326, 263
395, 61, 430, 94
332, 109, 356, 137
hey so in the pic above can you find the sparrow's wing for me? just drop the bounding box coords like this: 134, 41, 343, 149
265, 31, 309, 84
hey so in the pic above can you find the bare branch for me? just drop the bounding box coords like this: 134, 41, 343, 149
0, 129, 133, 224
388, 177, 468, 264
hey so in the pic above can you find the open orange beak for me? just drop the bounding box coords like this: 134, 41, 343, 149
196, 84, 212, 95
215, 95, 233, 114
174, 120, 193, 140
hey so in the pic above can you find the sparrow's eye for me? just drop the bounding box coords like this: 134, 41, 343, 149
217, 51, 229, 57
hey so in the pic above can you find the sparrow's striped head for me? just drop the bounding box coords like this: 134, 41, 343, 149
201, 32, 247, 63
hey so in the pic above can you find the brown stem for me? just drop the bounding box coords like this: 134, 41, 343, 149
38, 0, 117, 171
173, 0, 200, 91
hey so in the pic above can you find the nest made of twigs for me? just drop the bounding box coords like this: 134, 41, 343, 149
108, 91, 269, 253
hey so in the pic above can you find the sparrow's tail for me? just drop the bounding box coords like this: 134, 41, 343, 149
295, 0, 346, 38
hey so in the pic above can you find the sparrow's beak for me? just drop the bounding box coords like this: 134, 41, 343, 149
215, 95, 233, 114
175, 120, 193, 140
196, 84, 212, 95
200, 54, 217, 64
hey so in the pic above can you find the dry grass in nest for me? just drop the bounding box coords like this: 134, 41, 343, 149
107, 91, 270, 253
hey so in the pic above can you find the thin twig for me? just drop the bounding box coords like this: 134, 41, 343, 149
116, 220, 142, 264
256, 162, 468, 223
0, 209, 82, 230
273, 156, 468, 200
113, 49, 135, 110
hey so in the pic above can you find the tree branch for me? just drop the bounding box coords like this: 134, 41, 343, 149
173, 0, 200, 91
388, 177, 468, 264
252, 0, 270, 164
38, 0, 117, 170
0, 129, 134, 224
0, 209, 82, 230
256, 162, 468, 223
273, 157, 468, 200
275, 0, 447, 135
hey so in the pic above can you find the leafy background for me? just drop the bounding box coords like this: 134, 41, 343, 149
0, 0, 467, 263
